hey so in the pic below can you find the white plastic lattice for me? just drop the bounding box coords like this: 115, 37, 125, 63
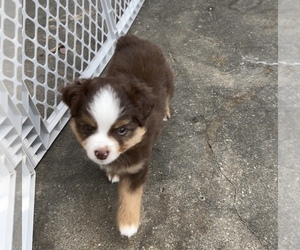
22, 0, 145, 166
0, 0, 22, 249
1, 0, 144, 249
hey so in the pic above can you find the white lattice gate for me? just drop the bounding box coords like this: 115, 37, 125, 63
0, 0, 144, 249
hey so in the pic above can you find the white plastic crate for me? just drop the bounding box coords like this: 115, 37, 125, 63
1, 0, 144, 249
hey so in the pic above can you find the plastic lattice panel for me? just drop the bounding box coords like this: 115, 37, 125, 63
0, 148, 16, 250
0, 0, 22, 249
22, 0, 145, 166
112, 0, 145, 40
23, 0, 110, 122
112, 0, 133, 23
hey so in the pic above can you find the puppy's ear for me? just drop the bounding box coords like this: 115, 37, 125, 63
61, 79, 88, 117
128, 83, 155, 126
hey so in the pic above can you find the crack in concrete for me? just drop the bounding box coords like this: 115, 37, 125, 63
203, 117, 269, 250
242, 56, 300, 66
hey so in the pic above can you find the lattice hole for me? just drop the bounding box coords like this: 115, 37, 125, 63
3, 79, 14, 98
24, 39, 35, 59
57, 60, 65, 78
46, 90, 55, 107
24, 79, 34, 97
56, 78, 65, 92
66, 66, 74, 82
67, 33, 75, 49
48, 18, 57, 36
4, 19, 15, 39
47, 72, 56, 89
4, 0, 17, 19
37, 27, 46, 47
37, 7, 47, 27
25, 0, 36, 19
25, 19, 35, 39
36, 66, 46, 84
3, 39, 15, 59
36, 47, 46, 65
35, 85, 45, 103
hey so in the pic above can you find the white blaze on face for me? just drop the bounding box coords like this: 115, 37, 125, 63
84, 85, 123, 165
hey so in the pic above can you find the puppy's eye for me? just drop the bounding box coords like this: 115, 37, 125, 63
83, 124, 94, 132
117, 127, 127, 136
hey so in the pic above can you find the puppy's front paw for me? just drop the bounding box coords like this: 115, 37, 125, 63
107, 173, 120, 183
118, 207, 140, 238
117, 179, 144, 238
163, 105, 171, 121
163, 116, 169, 121
119, 224, 138, 238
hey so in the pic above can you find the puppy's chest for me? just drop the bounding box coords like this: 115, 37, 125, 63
100, 160, 145, 175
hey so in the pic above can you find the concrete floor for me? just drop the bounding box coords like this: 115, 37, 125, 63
33, 0, 277, 249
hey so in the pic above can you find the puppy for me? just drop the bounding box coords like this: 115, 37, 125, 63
61, 35, 174, 237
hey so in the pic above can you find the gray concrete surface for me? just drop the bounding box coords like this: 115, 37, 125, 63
33, 0, 277, 249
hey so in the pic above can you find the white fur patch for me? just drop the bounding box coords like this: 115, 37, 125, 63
107, 173, 120, 183
84, 86, 122, 165
119, 225, 138, 238
89, 85, 122, 132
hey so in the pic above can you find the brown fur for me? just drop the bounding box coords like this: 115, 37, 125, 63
69, 119, 83, 145
117, 177, 144, 231
61, 35, 174, 236
113, 119, 131, 129
120, 127, 146, 153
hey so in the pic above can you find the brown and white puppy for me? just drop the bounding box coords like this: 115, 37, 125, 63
61, 35, 174, 237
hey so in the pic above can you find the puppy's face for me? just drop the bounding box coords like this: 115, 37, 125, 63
62, 77, 153, 165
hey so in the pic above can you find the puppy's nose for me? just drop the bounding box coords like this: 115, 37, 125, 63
95, 149, 109, 160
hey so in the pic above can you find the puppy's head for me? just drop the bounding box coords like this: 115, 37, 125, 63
61, 77, 154, 165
